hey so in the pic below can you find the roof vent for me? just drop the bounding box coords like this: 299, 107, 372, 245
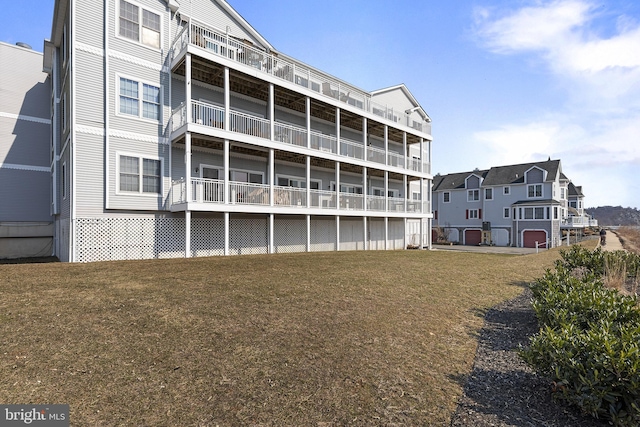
16, 42, 32, 49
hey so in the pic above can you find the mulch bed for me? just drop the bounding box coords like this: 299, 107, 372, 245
450, 288, 610, 427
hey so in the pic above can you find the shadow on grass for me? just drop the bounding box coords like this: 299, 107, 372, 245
0, 256, 59, 264
449, 284, 609, 427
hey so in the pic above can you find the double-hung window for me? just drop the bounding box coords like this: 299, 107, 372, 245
119, 77, 161, 121
468, 209, 479, 219
485, 188, 493, 200
119, 154, 162, 194
467, 189, 479, 201
119, 0, 161, 49
527, 184, 543, 198
443, 192, 450, 203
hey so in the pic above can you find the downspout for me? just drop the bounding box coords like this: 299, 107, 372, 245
70, 0, 77, 262
104, 0, 110, 210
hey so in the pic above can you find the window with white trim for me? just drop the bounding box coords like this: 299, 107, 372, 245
467, 189, 479, 201
522, 206, 547, 220
468, 209, 479, 219
277, 176, 320, 190
230, 170, 263, 184
118, 154, 162, 194
443, 192, 450, 203
504, 207, 510, 218
527, 184, 543, 198
485, 188, 493, 200
503, 186, 510, 195
560, 187, 566, 199
118, 0, 161, 49
331, 183, 363, 194
118, 76, 161, 121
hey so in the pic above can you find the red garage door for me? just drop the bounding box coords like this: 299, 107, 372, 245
523, 231, 547, 248
465, 230, 482, 246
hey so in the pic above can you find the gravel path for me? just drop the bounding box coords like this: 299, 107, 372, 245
450, 288, 610, 427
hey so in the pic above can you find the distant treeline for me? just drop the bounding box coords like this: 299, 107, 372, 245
586, 206, 640, 226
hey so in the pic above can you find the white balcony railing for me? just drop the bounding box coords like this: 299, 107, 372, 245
387, 151, 404, 168
274, 122, 307, 147
193, 100, 224, 129
366, 145, 386, 165
229, 111, 270, 139
171, 20, 431, 135
340, 138, 364, 161
310, 130, 337, 154
171, 178, 428, 214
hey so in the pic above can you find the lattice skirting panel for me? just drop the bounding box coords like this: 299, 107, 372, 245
75, 217, 186, 262
339, 218, 365, 251
72, 215, 421, 262
310, 217, 337, 252
191, 217, 225, 257
229, 216, 269, 256
274, 216, 306, 253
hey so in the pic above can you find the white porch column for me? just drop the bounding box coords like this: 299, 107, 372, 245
363, 166, 367, 212
362, 117, 367, 161
269, 213, 274, 254
335, 161, 340, 210
403, 217, 407, 250
420, 217, 424, 249
420, 138, 425, 173
403, 131, 407, 170
306, 155, 311, 207
269, 83, 275, 141
336, 215, 340, 251
185, 211, 191, 258
420, 177, 424, 213
224, 139, 230, 204
269, 148, 274, 206
306, 214, 311, 252
403, 175, 408, 213
336, 107, 340, 152
224, 212, 230, 255
384, 170, 389, 212
224, 67, 230, 131
363, 217, 368, 251
306, 96, 311, 149
384, 217, 389, 250
186, 53, 192, 123
384, 125, 388, 165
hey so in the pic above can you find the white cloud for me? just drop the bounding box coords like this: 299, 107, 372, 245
470, 1, 640, 207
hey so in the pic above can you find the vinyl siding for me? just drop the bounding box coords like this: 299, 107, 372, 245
108, 0, 170, 66
75, 52, 105, 128
108, 136, 170, 211
76, 0, 104, 48
0, 118, 50, 167
75, 133, 105, 216
188, 0, 265, 48
0, 44, 50, 118
0, 169, 51, 222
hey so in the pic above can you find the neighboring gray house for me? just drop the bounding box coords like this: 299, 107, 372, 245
432, 159, 596, 248
38, 0, 433, 262
0, 42, 53, 259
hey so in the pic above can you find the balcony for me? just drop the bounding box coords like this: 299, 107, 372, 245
171, 178, 429, 215
171, 101, 430, 173
561, 216, 598, 228
171, 20, 431, 135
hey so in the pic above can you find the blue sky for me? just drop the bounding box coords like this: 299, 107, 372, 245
1, 0, 638, 208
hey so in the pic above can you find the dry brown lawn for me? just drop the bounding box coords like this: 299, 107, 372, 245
0, 246, 580, 426
616, 226, 640, 254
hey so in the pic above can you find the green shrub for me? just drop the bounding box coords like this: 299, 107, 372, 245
521, 245, 640, 426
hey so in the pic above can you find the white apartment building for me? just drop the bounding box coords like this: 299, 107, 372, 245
37, 0, 433, 262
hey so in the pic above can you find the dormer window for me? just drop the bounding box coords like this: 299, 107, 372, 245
527, 184, 543, 198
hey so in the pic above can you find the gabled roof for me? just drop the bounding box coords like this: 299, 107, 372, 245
568, 182, 584, 197
370, 84, 431, 122
481, 159, 561, 186
432, 170, 489, 191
